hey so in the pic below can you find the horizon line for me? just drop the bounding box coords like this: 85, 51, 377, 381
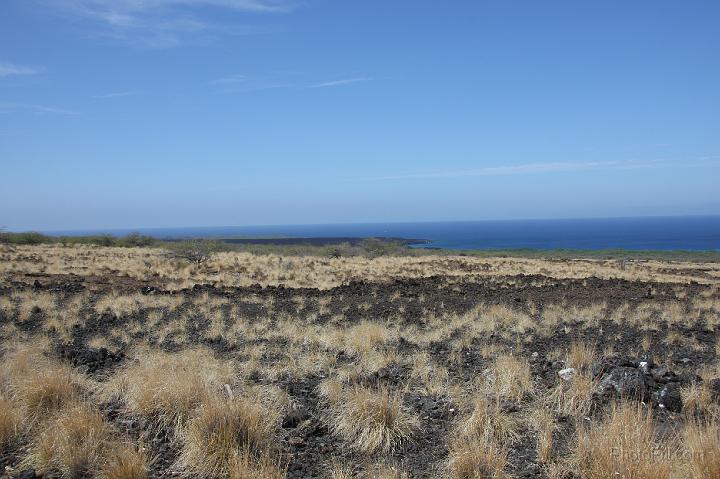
18, 213, 720, 235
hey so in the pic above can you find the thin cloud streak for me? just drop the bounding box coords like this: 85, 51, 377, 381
308, 77, 372, 88
377, 159, 681, 180
93, 91, 137, 98
44, 0, 297, 47
53, 0, 296, 20
0, 103, 79, 115
0, 63, 40, 77
207, 74, 372, 91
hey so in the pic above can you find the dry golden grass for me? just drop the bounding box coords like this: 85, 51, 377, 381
177, 396, 281, 477
0, 295, 16, 317
683, 419, 720, 479
0, 398, 22, 452
344, 321, 394, 355
546, 370, 596, 418
329, 463, 411, 479
25, 404, 112, 477
681, 381, 718, 417
448, 389, 514, 479
318, 378, 345, 404
13, 291, 58, 322
3, 246, 720, 478
529, 406, 556, 464
0, 343, 39, 391
409, 352, 450, 395
227, 450, 285, 479
102, 348, 235, 431
365, 466, 410, 479
483, 354, 533, 402
565, 342, 596, 372
101, 444, 150, 479
95, 293, 184, 318
15, 364, 84, 422
3, 244, 718, 290
447, 434, 509, 479
1, 344, 87, 424
330, 385, 419, 453
575, 403, 676, 479
458, 396, 518, 445
328, 460, 354, 479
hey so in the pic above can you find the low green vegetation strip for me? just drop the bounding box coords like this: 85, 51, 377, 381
2, 231, 718, 262
0, 231, 156, 247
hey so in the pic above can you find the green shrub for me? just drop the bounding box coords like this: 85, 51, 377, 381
164, 240, 231, 264
0, 232, 51, 245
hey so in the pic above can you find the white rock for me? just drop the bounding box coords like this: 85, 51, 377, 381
558, 367, 576, 381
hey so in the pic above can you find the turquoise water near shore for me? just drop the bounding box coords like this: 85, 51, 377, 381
47, 216, 720, 251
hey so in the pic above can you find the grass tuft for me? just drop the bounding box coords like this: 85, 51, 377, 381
101, 443, 150, 479
0, 398, 22, 452
575, 403, 676, 479
103, 348, 235, 431
26, 404, 112, 478
684, 419, 720, 479
177, 396, 281, 477
448, 435, 509, 479
330, 385, 419, 453
484, 354, 533, 402
528, 406, 556, 464
459, 396, 518, 444
227, 449, 286, 479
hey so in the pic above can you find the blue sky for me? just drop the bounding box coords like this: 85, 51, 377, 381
1, 0, 719, 231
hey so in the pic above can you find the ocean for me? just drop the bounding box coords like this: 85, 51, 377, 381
48, 215, 720, 251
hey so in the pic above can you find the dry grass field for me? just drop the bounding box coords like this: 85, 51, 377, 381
2, 244, 720, 478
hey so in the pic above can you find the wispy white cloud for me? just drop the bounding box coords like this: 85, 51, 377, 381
57, 0, 296, 17
378, 159, 673, 180
207, 73, 372, 91
0, 63, 40, 77
309, 77, 372, 88
45, 0, 297, 47
92, 90, 137, 98
0, 103, 79, 115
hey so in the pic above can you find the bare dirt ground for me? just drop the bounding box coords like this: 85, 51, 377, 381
1, 245, 720, 479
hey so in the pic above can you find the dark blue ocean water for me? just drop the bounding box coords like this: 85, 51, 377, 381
48, 216, 720, 251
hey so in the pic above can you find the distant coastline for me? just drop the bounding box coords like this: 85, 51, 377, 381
36, 215, 720, 252
169, 236, 431, 247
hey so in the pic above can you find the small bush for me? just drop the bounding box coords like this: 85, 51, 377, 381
165, 240, 230, 264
